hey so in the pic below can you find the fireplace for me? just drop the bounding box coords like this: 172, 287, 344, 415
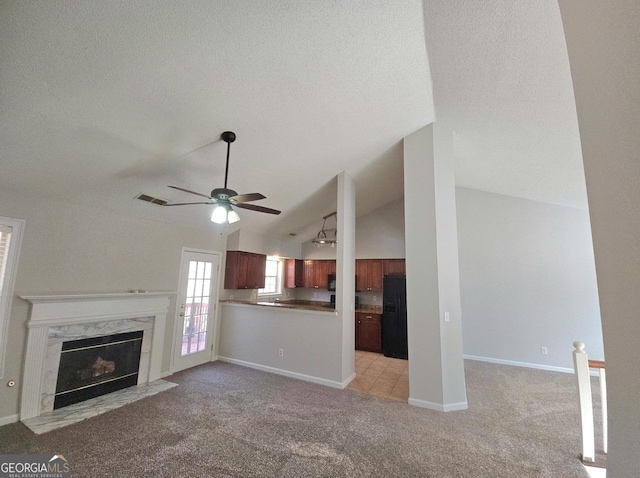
20, 292, 172, 421
54, 331, 143, 409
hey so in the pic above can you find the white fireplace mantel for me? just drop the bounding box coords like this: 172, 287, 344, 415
20, 292, 174, 420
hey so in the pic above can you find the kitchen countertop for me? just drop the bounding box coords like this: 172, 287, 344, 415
220, 299, 334, 312
220, 299, 382, 314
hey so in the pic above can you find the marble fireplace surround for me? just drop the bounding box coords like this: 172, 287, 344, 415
20, 292, 173, 421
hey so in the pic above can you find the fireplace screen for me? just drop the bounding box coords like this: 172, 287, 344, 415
54, 331, 143, 409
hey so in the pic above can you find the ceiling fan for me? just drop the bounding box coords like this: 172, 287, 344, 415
164, 131, 281, 224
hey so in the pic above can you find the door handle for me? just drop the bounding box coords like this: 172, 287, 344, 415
179, 312, 185, 317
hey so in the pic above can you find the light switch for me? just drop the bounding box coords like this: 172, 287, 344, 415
444, 311, 450, 322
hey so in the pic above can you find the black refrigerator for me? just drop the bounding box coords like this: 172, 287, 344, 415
382, 275, 408, 360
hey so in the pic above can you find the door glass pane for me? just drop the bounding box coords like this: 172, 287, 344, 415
181, 260, 213, 356
188, 261, 197, 279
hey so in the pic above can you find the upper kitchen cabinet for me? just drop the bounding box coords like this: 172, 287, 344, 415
383, 259, 406, 275
284, 259, 304, 288
356, 259, 384, 291
302, 259, 336, 289
224, 251, 266, 289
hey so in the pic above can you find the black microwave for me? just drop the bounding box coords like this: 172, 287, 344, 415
327, 274, 336, 291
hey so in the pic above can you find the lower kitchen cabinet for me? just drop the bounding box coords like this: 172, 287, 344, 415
355, 312, 382, 353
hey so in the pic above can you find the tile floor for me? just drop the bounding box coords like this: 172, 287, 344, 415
348, 350, 409, 402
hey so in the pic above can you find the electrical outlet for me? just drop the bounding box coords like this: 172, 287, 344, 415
230, 294, 234, 300
541, 347, 548, 355
313, 292, 317, 298
444, 311, 450, 322
278, 348, 284, 357
373, 295, 377, 302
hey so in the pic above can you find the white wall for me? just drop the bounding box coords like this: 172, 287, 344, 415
559, 1, 640, 474
0, 187, 225, 422
456, 187, 603, 370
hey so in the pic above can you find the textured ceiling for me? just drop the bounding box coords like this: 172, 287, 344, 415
423, 0, 587, 209
0, 1, 586, 244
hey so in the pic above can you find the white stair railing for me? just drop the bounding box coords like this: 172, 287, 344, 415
572, 341, 607, 463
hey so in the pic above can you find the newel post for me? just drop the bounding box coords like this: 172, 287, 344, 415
573, 340, 595, 462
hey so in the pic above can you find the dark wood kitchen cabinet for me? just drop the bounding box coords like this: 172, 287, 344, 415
284, 259, 304, 288
355, 312, 382, 352
302, 260, 315, 288
302, 259, 335, 289
356, 259, 384, 291
224, 251, 266, 289
383, 259, 406, 275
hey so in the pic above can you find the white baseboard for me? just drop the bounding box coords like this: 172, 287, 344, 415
0, 413, 19, 426
159, 370, 172, 379
218, 356, 351, 389
408, 398, 468, 412
341, 372, 356, 389
464, 354, 575, 374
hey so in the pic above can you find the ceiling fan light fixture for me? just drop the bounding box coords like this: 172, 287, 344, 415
211, 204, 228, 224
165, 131, 281, 222
227, 207, 240, 224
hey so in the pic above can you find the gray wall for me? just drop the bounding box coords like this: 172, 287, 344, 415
218, 304, 343, 384
0, 187, 225, 422
355, 198, 405, 259
300, 197, 405, 261
294, 186, 603, 373
456, 187, 603, 370
559, 1, 640, 474
0, 181, 604, 420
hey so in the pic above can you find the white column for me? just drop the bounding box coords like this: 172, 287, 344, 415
403, 123, 467, 411
337, 171, 356, 386
20, 326, 49, 420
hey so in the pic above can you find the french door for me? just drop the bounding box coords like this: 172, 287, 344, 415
172, 249, 221, 372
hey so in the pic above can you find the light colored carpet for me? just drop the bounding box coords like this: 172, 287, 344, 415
0, 360, 598, 477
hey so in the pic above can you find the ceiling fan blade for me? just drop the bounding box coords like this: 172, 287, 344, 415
235, 203, 281, 215
164, 201, 215, 206
230, 192, 266, 203
168, 185, 212, 199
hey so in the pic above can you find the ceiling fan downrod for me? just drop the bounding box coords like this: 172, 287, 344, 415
221, 131, 236, 189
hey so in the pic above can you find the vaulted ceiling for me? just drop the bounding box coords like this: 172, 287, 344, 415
0, 1, 585, 243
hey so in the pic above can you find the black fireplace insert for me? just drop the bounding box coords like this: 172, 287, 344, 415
54, 331, 143, 409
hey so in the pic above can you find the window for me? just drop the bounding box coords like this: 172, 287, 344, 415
258, 256, 282, 296
0, 226, 10, 291
0, 217, 25, 379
